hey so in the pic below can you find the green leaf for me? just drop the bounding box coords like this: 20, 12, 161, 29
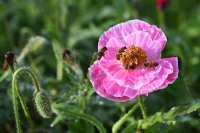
51, 103, 106, 133
68, 119, 95, 133
138, 102, 200, 129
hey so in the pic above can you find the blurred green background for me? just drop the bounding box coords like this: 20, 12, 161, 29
1, 0, 200, 133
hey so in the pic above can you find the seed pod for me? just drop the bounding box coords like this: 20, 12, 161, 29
35, 90, 52, 118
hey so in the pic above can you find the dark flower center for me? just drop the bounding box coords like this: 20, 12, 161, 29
116, 45, 147, 69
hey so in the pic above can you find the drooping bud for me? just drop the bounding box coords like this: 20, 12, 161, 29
156, 0, 168, 11
35, 90, 52, 118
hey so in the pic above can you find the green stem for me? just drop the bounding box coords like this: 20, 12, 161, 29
17, 67, 41, 92
112, 102, 139, 133
138, 96, 147, 119
12, 67, 42, 133
4, 19, 15, 49
72, 63, 84, 82
180, 70, 196, 101
15, 79, 35, 132
10, 65, 15, 74
158, 11, 166, 31
12, 79, 21, 133
57, 60, 63, 81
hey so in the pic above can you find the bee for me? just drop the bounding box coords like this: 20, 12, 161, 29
97, 46, 108, 60
116, 46, 126, 60
144, 61, 159, 69
2, 51, 16, 71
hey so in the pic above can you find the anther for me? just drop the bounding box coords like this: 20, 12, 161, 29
116, 45, 147, 70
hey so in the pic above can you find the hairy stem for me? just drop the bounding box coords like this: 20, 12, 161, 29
138, 96, 147, 119
12, 67, 42, 132
112, 102, 139, 133
15, 80, 35, 132
10, 65, 15, 74
158, 11, 166, 31
12, 79, 21, 133
180, 70, 196, 101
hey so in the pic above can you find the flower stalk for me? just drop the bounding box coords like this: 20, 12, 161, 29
158, 11, 166, 31
10, 65, 15, 74
138, 96, 147, 119
57, 60, 63, 81
112, 102, 139, 133
12, 67, 42, 133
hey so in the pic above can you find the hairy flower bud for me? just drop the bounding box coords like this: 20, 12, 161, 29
35, 90, 52, 118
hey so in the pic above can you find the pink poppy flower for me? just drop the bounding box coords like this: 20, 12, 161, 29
89, 20, 178, 102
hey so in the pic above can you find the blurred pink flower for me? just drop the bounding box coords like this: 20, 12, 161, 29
89, 20, 178, 102
156, 0, 168, 11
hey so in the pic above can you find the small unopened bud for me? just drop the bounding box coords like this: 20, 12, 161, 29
62, 49, 75, 65
156, 0, 168, 11
2, 51, 16, 71
35, 90, 52, 118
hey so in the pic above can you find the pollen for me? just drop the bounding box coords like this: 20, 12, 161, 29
117, 45, 147, 69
